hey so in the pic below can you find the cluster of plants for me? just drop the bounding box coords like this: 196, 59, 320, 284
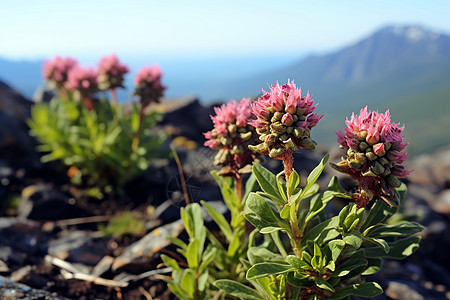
161, 81, 423, 299
28, 55, 167, 197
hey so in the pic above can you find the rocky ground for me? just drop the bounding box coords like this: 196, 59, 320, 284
0, 80, 449, 299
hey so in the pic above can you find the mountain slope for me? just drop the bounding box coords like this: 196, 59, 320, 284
224, 25, 450, 155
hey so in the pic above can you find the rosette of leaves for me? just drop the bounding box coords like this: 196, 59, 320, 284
214, 157, 423, 299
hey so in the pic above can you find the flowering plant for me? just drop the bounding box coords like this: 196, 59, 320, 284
164, 81, 423, 300
29, 56, 166, 197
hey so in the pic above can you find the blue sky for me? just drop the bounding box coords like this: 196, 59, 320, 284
1, 0, 450, 62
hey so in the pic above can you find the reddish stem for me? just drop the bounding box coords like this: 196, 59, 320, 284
82, 96, 94, 111
110, 88, 117, 105
282, 150, 294, 186
132, 104, 146, 151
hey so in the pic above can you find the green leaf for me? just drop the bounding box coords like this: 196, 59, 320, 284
302, 216, 340, 247
324, 240, 346, 263
365, 222, 424, 238
300, 154, 329, 199
167, 283, 188, 299
362, 258, 383, 276
160, 254, 181, 272
248, 247, 284, 265
316, 277, 335, 292
311, 243, 324, 271
286, 255, 310, 269
180, 269, 195, 297
288, 169, 300, 197
329, 282, 383, 299
276, 172, 289, 204
332, 258, 368, 277
365, 237, 390, 254
201, 200, 233, 242
245, 213, 276, 231
343, 230, 363, 250
211, 171, 240, 214
214, 280, 264, 300
247, 193, 282, 224
227, 231, 242, 258
280, 204, 290, 219
360, 198, 397, 232
186, 238, 200, 269
364, 236, 421, 259
247, 262, 295, 280
260, 226, 282, 234
244, 173, 260, 204
199, 247, 216, 274
253, 163, 283, 202
197, 270, 209, 292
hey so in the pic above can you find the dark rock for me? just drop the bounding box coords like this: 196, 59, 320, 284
159, 98, 216, 144
0, 218, 45, 256
112, 219, 184, 272
10, 265, 49, 289
18, 184, 84, 220
0, 80, 40, 169
48, 231, 109, 266
0, 275, 69, 299
386, 281, 425, 300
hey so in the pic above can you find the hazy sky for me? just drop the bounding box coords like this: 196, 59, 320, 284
1, 0, 450, 61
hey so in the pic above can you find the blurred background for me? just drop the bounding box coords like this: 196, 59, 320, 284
1, 0, 450, 155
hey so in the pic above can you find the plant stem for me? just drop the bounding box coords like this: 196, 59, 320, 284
132, 104, 145, 151
170, 144, 190, 205
234, 176, 243, 206
110, 88, 117, 105
283, 151, 294, 194
283, 150, 302, 257
82, 96, 94, 111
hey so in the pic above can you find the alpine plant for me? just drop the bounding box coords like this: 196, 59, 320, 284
331, 107, 411, 208
204, 98, 261, 179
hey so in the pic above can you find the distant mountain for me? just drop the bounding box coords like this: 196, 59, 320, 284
0, 25, 449, 154
0, 58, 43, 98
224, 25, 450, 155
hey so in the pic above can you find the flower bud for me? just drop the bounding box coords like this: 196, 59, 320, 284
281, 113, 294, 126
271, 111, 284, 122
283, 138, 298, 151
269, 147, 285, 158
296, 107, 306, 115
371, 161, 385, 175
265, 134, 276, 146
249, 143, 269, 154
358, 141, 369, 151
365, 151, 378, 161
356, 130, 368, 141
386, 174, 401, 188
299, 137, 316, 150
373, 143, 386, 156
227, 124, 237, 134
270, 123, 286, 134
239, 132, 252, 141
293, 127, 305, 138
366, 128, 379, 145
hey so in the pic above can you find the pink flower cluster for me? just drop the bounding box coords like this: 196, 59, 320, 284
65, 66, 99, 96
249, 81, 323, 159
134, 65, 166, 107
332, 107, 411, 207
42, 56, 78, 89
97, 54, 129, 90
204, 98, 260, 177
